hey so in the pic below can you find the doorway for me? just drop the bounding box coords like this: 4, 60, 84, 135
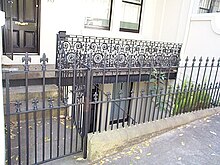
1, 0, 40, 59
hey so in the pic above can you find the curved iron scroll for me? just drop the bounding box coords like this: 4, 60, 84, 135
56, 32, 182, 69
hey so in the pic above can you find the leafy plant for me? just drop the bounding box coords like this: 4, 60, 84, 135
148, 67, 213, 116
172, 81, 212, 115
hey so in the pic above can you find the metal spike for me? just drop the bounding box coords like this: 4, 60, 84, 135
63, 97, 68, 106
48, 97, 54, 108
141, 89, 145, 96
199, 57, 203, 62
93, 92, 98, 102
119, 90, 123, 98
22, 52, 31, 71
15, 101, 22, 113
40, 53, 48, 70
193, 56, 196, 62
206, 57, 209, 64
131, 90, 134, 97
106, 92, 111, 100
32, 98, 39, 110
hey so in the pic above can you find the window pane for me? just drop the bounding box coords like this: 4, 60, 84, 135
84, 0, 112, 30
120, 2, 141, 32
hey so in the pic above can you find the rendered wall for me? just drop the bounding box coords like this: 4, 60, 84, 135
1, 0, 192, 65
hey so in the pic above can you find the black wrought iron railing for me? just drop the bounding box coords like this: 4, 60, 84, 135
56, 31, 182, 69
3, 34, 220, 164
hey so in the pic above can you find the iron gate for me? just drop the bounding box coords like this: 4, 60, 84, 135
4, 53, 89, 164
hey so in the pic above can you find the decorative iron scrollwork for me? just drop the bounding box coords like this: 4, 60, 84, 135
57, 34, 182, 69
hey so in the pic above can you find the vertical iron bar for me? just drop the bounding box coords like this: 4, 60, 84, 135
180, 84, 188, 114
169, 65, 179, 117
117, 90, 122, 128
63, 97, 68, 155
40, 53, 48, 161
134, 64, 142, 124
209, 58, 220, 108
128, 90, 134, 126
164, 86, 172, 118
197, 58, 209, 110
70, 62, 76, 153
98, 68, 105, 132
16, 108, 21, 164
202, 58, 214, 109
5, 73, 11, 165
83, 69, 92, 159
22, 53, 31, 165
105, 92, 111, 131
48, 97, 53, 159
211, 83, 218, 107
148, 90, 154, 122
138, 89, 144, 124
156, 89, 163, 119
144, 67, 153, 122
57, 62, 62, 157
161, 66, 171, 119
34, 101, 37, 163
93, 92, 98, 133
152, 67, 161, 120
215, 83, 220, 106
125, 54, 131, 126
190, 57, 202, 111
177, 57, 188, 114
185, 57, 195, 112
173, 85, 180, 116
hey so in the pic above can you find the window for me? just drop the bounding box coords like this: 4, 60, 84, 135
84, 0, 113, 30
110, 83, 132, 124
198, 0, 220, 13
120, 0, 143, 33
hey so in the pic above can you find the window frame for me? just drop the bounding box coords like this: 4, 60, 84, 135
198, 0, 220, 13
119, 0, 143, 33
84, 0, 113, 31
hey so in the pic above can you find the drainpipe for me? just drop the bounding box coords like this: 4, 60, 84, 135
0, 11, 6, 165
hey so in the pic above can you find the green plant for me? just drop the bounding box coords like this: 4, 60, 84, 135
172, 81, 212, 115
148, 68, 212, 116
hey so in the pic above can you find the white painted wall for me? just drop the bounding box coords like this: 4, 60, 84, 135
1, 0, 192, 65
152, 0, 193, 43
182, 14, 220, 60
0, 10, 5, 165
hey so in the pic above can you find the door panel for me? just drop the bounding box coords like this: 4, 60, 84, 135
12, 0, 19, 21
23, 0, 35, 22
13, 30, 19, 47
24, 31, 35, 48
3, 0, 40, 57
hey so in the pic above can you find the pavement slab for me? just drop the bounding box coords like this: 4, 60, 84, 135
45, 112, 220, 165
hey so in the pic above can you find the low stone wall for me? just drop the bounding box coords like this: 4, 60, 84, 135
87, 107, 220, 161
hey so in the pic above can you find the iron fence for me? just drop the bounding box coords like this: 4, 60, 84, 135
87, 57, 220, 133
3, 33, 220, 164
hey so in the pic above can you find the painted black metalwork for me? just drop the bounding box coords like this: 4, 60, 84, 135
56, 31, 182, 69
3, 36, 220, 164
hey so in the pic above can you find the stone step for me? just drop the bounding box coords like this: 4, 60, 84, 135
2, 64, 56, 80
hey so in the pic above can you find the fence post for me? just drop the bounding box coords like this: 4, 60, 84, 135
83, 68, 92, 159
0, 11, 5, 165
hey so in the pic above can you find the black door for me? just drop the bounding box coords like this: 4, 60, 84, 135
2, 0, 40, 58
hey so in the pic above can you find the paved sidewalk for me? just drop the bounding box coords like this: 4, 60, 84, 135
47, 113, 220, 165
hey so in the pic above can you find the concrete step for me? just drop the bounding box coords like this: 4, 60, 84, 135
2, 64, 56, 80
